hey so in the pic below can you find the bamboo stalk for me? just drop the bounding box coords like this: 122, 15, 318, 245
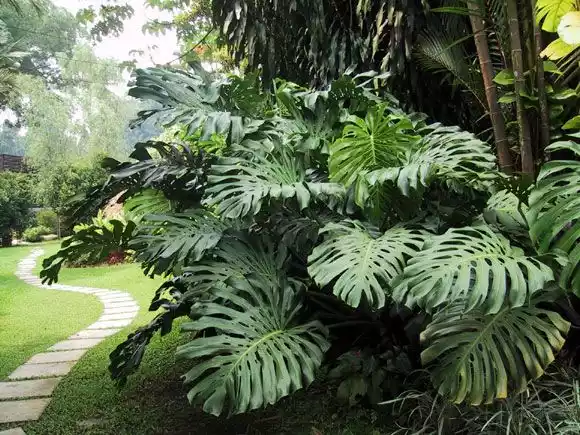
507, 0, 534, 175
467, 0, 513, 173
530, 0, 551, 156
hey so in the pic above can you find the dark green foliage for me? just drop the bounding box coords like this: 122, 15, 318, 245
44, 66, 580, 416
41, 220, 136, 284
0, 171, 33, 246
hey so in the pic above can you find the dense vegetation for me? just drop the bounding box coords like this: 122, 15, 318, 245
42, 57, 579, 419
0, 0, 576, 432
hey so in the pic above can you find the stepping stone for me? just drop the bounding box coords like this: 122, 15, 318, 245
102, 302, 138, 309
0, 398, 51, 423
99, 298, 134, 304
97, 292, 128, 299
0, 378, 61, 400
69, 329, 120, 339
0, 427, 27, 435
9, 362, 74, 380
98, 312, 136, 321
28, 350, 87, 364
48, 339, 103, 351
103, 307, 139, 315
87, 319, 132, 329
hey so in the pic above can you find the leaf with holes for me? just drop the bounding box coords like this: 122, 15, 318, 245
177, 275, 329, 416
528, 141, 580, 293
308, 221, 426, 308
393, 225, 556, 314
421, 297, 569, 405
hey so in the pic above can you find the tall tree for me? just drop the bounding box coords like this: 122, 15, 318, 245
0, 0, 80, 86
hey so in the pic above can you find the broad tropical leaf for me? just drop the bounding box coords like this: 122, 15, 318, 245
123, 189, 171, 222
483, 190, 529, 236
366, 124, 497, 196
182, 235, 289, 295
421, 298, 570, 405
308, 221, 426, 308
40, 220, 136, 284
536, 0, 576, 32
177, 275, 330, 416
131, 211, 229, 276
129, 67, 273, 145
329, 105, 420, 187
528, 141, 580, 293
393, 226, 556, 314
204, 151, 345, 219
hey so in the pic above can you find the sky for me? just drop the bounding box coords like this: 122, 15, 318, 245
54, 0, 179, 67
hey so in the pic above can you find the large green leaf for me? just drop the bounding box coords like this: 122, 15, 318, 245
483, 190, 529, 238
308, 221, 425, 308
204, 151, 345, 219
366, 124, 496, 196
536, 0, 576, 32
528, 141, 580, 293
421, 298, 569, 405
182, 235, 288, 294
393, 226, 556, 314
131, 211, 229, 276
123, 189, 172, 223
177, 275, 330, 416
40, 220, 136, 284
329, 105, 420, 187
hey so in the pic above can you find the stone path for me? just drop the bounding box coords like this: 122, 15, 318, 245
0, 249, 139, 433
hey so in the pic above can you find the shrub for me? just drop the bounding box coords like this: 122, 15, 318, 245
23, 226, 52, 242
0, 171, 33, 247
41, 66, 580, 417
35, 209, 58, 233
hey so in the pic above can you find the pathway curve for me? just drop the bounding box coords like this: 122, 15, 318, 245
0, 249, 139, 434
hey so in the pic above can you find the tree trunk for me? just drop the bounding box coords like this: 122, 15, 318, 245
467, 1, 514, 173
530, 0, 551, 156
507, 0, 534, 175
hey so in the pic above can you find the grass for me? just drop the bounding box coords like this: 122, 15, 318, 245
0, 244, 102, 379
2, 245, 389, 434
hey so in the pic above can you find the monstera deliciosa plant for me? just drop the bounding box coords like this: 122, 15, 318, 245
41, 64, 580, 416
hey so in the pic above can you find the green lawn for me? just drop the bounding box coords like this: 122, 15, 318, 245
1, 245, 388, 434
0, 244, 102, 379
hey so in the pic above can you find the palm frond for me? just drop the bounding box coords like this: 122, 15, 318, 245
414, 18, 486, 109
536, 0, 576, 32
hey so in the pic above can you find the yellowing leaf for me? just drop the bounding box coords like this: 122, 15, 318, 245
558, 11, 580, 44
537, 0, 576, 32
563, 115, 580, 129
541, 37, 578, 60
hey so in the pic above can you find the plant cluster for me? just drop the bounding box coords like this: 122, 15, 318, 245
41, 63, 580, 417
22, 225, 52, 243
